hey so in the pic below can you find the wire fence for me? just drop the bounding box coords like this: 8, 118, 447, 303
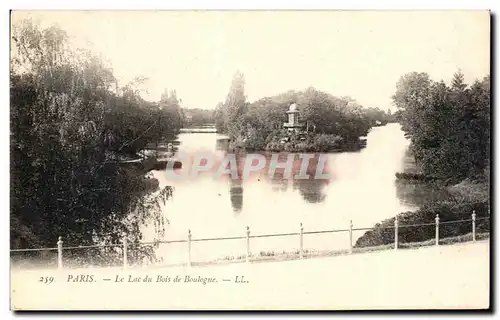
10, 212, 490, 270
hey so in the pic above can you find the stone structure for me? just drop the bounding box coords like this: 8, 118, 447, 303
283, 103, 304, 133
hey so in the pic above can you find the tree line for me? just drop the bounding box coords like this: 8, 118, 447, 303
182, 108, 215, 127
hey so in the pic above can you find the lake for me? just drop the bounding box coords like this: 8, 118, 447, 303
141, 123, 446, 264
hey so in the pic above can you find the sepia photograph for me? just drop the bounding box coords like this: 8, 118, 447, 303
9, 9, 491, 310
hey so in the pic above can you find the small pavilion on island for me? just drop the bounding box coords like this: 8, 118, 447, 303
283, 103, 304, 133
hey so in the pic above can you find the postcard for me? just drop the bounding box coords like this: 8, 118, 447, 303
10, 10, 491, 310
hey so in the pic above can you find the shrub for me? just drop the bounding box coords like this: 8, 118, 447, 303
355, 199, 490, 248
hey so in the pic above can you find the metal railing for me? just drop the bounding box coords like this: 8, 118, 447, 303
10, 211, 490, 269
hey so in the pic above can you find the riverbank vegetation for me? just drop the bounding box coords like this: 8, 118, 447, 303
394, 172, 439, 182
10, 20, 182, 263
395, 71, 490, 183
181, 108, 215, 128
215, 72, 395, 151
355, 199, 490, 248
356, 70, 490, 247
197, 233, 489, 267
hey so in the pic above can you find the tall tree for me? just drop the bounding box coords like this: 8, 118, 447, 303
214, 102, 226, 133
215, 70, 247, 135
451, 69, 467, 92
225, 70, 246, 123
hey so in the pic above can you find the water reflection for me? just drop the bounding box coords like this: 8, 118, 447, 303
269, 173, 290, 193
235, 152, 331, 205
143, 124, 447, 264
393, 144, 451, 209
229, 178, 244, 213
224, 151, 331, 212
294, 180, 327, 204
215, 138, 230, 151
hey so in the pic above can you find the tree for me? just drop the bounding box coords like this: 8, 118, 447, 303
225, 70, 246, 124
214, 102, 226, 133
392, 72, 433, 137
224, 87, 376, 151
215, 70, 247, 135
182, 108, 215, 127
10, 20, 176, 265
159, 89, 183, 136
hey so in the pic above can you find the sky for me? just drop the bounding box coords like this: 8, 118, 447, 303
11, 10, 490, 111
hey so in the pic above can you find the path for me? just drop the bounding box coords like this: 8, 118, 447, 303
11, 240, 490, 310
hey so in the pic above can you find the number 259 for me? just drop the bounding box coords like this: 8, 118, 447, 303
39, 276, 54, 284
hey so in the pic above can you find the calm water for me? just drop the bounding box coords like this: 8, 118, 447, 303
141, 123, 447, 264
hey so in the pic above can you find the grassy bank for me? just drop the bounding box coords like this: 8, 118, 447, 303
190, 232, 490, 267
356, 175, 490, 248
355, 200, 489, 248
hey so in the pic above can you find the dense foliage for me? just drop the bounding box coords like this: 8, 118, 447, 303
393, 71, 490, 183
355, 199, 490, 248
10, 21, 182, 263
357, 70, 490, 248
214, 70, 247, 134
182, 108, 215, 127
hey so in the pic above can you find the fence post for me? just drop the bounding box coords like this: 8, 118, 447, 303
188, 229, 192, 268
349, 220, 353, 254
472, 210, 476, 242
300, 223, 304, 259
394, 216, 399, 250
122, 235, 128, 268
435, 214, 440, 246
57, 236, 63, 269
246, 226, 250, 263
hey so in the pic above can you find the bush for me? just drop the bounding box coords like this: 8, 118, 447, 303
309, 134, 342, 152
261, 132, 343, 152
355, 199, 490, 248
